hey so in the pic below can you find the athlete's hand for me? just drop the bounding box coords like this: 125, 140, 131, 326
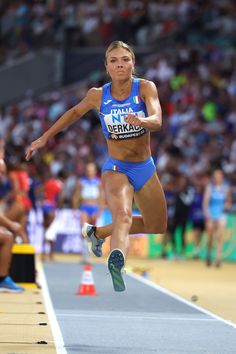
25, 136, 47, 161
125, 114, 143, 126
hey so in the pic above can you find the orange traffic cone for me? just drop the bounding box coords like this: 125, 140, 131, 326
76, 264, 97, 296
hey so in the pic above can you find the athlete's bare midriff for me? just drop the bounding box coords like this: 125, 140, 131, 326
107, 133, 151, 161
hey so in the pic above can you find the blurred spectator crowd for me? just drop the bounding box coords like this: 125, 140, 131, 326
1, 0, 236, 66
1, 41, 236, 184
1, 0, 236, 256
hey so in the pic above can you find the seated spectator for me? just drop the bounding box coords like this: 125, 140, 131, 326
6, 162, 31, 243
0, 159, 30, 243
0, 211, 25, 293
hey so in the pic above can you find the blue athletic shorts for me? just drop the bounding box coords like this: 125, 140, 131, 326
209, 210, 227, 221
80, 204, 99, 217
42, 201, 56, 213
102, 156, 156, 191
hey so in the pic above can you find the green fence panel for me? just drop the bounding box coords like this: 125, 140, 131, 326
148, 215, 236, 261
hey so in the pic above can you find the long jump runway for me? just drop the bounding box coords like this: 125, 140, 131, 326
43, 262, 236, 354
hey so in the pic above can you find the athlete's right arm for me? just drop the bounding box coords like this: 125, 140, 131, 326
25, 88, 101, 160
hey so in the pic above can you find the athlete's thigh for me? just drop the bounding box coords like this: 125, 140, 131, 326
134, 172, 167, 227
0, 227, 13, 241
216, 218, 226, 236
5, 201, 24, 221
218, 217, 226, 228
206, 219, 214, 232
102, 171, 134, 214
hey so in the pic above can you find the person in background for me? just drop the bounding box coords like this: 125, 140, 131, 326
171, 175, 194, 258
59, 170, 78, 209
5, 162, 31, 243
190, 174, 207, 259
0, 159, 25, 292
28, 163, 41, 211
161, 174, 177, 259
0, 160, 29, 243
0, 160, 11, 213
203, 168, 231, 267
228, 171, 236, 215
0, 138, 5, 160
0, 213, 25, 293
72, 161, 103, 263
40, 171, 64, 261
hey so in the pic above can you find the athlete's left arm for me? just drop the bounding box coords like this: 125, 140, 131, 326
125, 80, 162, 132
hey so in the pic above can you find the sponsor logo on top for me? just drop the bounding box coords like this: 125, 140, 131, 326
104, 99, 112, 105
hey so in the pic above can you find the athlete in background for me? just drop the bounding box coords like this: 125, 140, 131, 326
73, 162, 103, 262
203, 169, 231, 267
190, 174, 207, 259
40, 172, 64, 260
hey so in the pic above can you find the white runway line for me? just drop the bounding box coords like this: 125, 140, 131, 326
128, 272, 236, 330
38, 264, 67, 354
57, 313, 218, 322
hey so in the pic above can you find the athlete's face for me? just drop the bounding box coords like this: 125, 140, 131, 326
212, 170, 224, 185
86, 163, 97, 178
106, 48, 134, 81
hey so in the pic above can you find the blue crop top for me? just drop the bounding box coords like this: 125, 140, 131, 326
99, 78, 148, 140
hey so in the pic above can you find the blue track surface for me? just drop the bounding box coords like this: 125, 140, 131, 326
44, 262, 236, 354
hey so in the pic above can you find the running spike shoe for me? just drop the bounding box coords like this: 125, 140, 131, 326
82, 223, 104, 257
108, 249, 125, 292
